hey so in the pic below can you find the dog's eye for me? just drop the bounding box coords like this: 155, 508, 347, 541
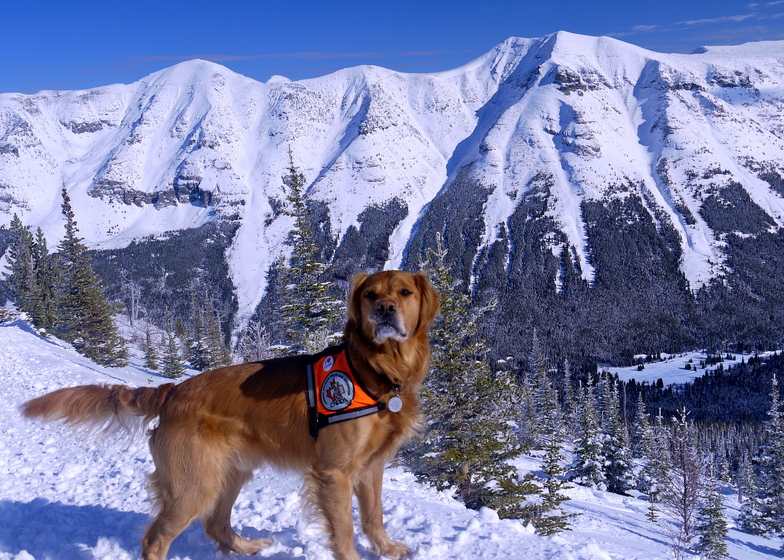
365, 291, 378, 301
400, 289, 412, 296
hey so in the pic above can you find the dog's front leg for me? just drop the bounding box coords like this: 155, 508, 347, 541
355, 461, 410, 559
309, 468, 361, 560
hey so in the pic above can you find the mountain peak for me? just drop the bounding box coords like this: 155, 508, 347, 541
142, 58, 250, 89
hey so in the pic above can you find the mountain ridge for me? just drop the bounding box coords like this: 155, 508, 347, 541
3, 32, 784, 361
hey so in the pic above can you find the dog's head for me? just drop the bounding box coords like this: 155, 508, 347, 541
345, 270, 439, 346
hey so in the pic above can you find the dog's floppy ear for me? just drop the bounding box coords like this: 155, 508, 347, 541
414, 271, 439, 332
344, 271, 370, 337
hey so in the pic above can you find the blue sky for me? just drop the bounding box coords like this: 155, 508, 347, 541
2, 0, 783, 94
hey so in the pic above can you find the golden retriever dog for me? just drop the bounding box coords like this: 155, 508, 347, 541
21, 270, 439, 560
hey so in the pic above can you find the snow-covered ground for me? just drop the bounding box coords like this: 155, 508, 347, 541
603, 351, 776, 386
0, 318, 780, 559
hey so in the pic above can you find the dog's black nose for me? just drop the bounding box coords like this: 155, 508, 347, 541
376, 300, 397, 318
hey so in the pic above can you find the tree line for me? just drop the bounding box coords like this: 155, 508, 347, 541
402, 227, 784, 556
4, 188, 128, 366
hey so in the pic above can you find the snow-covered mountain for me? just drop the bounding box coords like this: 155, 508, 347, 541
2, 32, 784, 346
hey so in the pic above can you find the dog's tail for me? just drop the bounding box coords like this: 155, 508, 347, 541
21, 383, 175, 437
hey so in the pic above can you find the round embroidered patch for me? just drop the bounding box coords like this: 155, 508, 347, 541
320, 370, 354, 411
323, 355, 334, 371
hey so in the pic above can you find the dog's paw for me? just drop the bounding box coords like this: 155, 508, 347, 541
377, 540, 411, 560
217, 536, 272, 555
240, 537, 273, 554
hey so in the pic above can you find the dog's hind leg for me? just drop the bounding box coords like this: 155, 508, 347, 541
203, 466, 272, 554
355, 461, 410, 560
141, 426, 225, 560
141, 501, 202, 560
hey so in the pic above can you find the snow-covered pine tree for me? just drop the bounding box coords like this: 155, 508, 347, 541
561, 359, 579, 438
187, 288, 232, 371
535, 392, 576, 535
568, 380, 607, 490
30, 227, 58, 331
659, 408, 703, 560
277, 150, 344, 355
738, 451, 767, 535
632, 393, 656, 486
161, 330, 185, 379
516, 372, 538, 449
187, 288, 210, 371
717, 451, 732, 485
631, 395, 652, 460
144, 329, 160, 371
529, 328, 549, 379
695, 471, 729, 560
600, 378, 635, 495
641, 408, 671, 522
408, 234, 539, 521
527, 329, 562, 448
750, 374, 784, 541
56, 188, 128, 367
3, 214, 36, 314
203, 297, 232, 368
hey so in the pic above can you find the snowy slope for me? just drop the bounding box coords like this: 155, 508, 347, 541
1, 318, 781, 559
603, 351, 773, 386
2, 33, 784, 328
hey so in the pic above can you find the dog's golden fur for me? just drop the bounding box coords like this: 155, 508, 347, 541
21, 270, 439, 560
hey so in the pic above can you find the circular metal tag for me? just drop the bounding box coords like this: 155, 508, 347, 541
388, 395, 403, 413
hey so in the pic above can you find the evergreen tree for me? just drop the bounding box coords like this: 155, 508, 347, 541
649, 409, 671, 520
277, 150, 345, 355
143, 329, 160, 371
561, 360, 579, 438
539, 374, 564, 450
569, 380, 607, 490
3, 214, 36, 313
516, 372, 538, 449
408, 234, 539, 521
187, 288, 210, 371
527, 329, 561, 447
717, 451, 732, 485
529, 327, 549, 379
535, 394, 577, 535
749, 374, 784, 539
537, 437, 576, 535
695, 472, 729, 560
631, 395, 652, 459
659, 408, 703, 560
161, 330, 185, 379
30, 228, 58, 331
601, 379, 635, 495
187, 288, 232, 371
203, 297, 232, 368
56, 188, 128, 366
738, 451, 767, 535
637, 405, 671, 523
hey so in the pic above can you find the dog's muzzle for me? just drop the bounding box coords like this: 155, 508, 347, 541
370, 300, 407, 343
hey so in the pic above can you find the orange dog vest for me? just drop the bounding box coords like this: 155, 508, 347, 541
306, 344, 386, 438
